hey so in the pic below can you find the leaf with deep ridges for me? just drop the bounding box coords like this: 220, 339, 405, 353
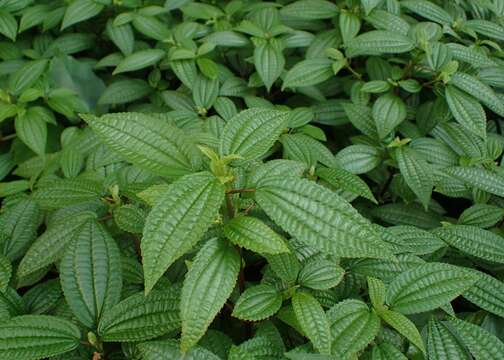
378, 309, 425, 354
255, 176, 394, 260
17, 212, 96, 278
180, 238, 240, 352
142, 172, 225, 294
292, 291, 332, 355
326, 299, 380, 357
223, 216, 290, 255
0, 315, 81, 360
232, 284, 282, 321
449, 317, 504, 359
83, 112, 201, 179
219, 108, 289, 161
427, 318, 471, 360
434, 225, 504, 264
386, 262, 478, 314
98, 286, 181, 342
60, 220, 122, 328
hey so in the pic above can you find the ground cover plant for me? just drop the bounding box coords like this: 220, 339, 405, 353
0, 0, 504, 359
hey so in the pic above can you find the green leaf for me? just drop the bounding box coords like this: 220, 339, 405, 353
298, 256, 344, 290
0, 315, 81, 359
229, 336, 284, 360
139, 339, 221, 360
0, 198, 40, 261
367, 277, 386, 309
180, 238, 240, 352
83, 112, 201, 178
98, 286, 181, 342
335, 144, 382, 174
445, 166, 504, 198
386, 262, 478, 314
395, 146, 433, 210
316, 166, 377, 203
434, 225, 504, 264
361, 0, 382, 15
32, 178, 103, 209
0, 254, 11, 292
232, 284, 282, 321
98, 79, 152, 105
113, 49, 165, 75
0, 10, 17, 41
401, 0, 454, 25
372, 93, 407, 139
445, 85, 487, 139
345, 31, 414, 58
378, 309, 425, 354
463, 271, 504, 319
427, 318, 470, 360
327, 299, 380, 357
458, 204, 504, 228
282, 59, 333, 89
62, 0, 104, 30
15, 112, 47, 155
372, 342, 408, 360
265, 251, 301, 286
8, 59, 48, 96
17, 212, 95, 278
449, 317, 504, 359
280, 0, 339, 20
106, 20, 134, 55
142, 172, 224, 294
113, 204, 146, 234
220, 108, 289, 160
292, 291, 332, 354
450, 72, 504, 117
247, 159, 306, 188
254, 38, 285, 91
382, 225, 445, 255
60, 220, 122, 328
223, 216, 290, 255
255, 176, 393, 259
193, 74, 219, 110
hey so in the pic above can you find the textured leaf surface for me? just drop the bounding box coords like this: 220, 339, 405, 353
0, 254, 11, 292
316, 166, 377, 203
298, 256, 344, 290
17, 212, 95, 278
386, 262, 478, 314
60, 220, 122, 328
427, 318, 471, 360
327, 299, 380, 357
463, 271, 504, 318
220, 108, 289, 160
223, 216, 289, 255
84, 112, 201, 178
0, 315, 81, 360
434, 225, 504, 264
292, 292, 331, 354
181, 238, 240, 352
379, 309, 425, 354
142, 172, 224, 294
395, 146, 433, 209
232, 284, 282, 321
139, 339, 221, 360
445, 166, 504, 198
98, 287, 181, 342
449, 318, 504, 360
282, 59, 333, 89
346, 31, 414, 57
255, 176, 393, 259
445, 85, 486, 139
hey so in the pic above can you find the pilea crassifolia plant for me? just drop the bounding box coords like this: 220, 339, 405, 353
1, 0, 504, 359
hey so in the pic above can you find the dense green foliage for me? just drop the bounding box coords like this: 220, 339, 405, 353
1, 0, 504, 359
